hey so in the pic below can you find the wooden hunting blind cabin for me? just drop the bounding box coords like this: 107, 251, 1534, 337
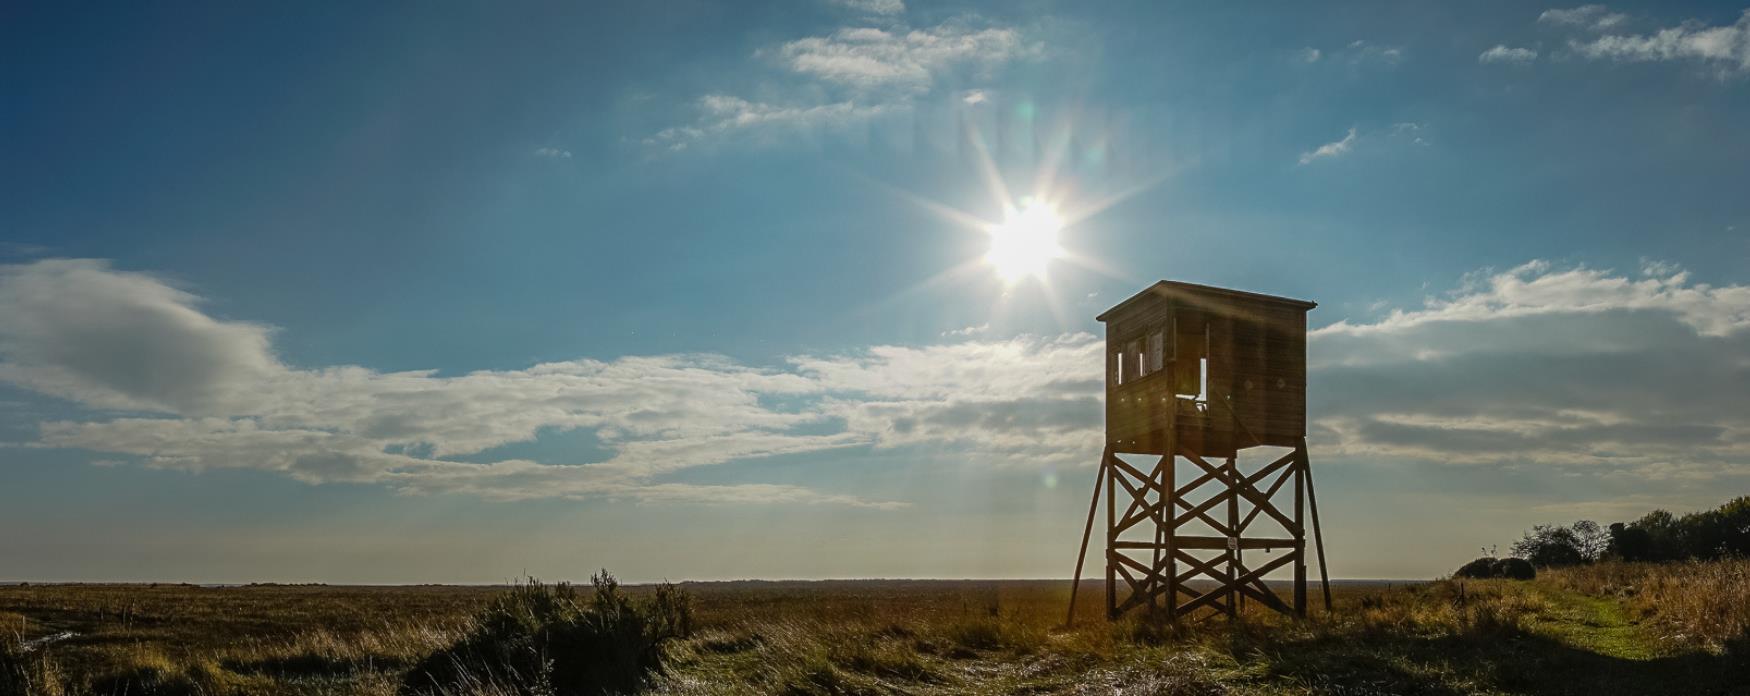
1068, 281, 1332, 622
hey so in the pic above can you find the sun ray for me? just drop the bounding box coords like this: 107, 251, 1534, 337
960, 110, 1016, 214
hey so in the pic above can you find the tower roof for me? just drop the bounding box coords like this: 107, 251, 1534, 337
1096, 280, 1316, 322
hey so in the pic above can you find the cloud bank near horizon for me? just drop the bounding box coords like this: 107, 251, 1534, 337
2, 258, 1747, 507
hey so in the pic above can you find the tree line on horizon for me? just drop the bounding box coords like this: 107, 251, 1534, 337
1505, 496, 1750, 568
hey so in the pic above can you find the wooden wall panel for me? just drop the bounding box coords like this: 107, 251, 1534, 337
1104, 283, 1311, 456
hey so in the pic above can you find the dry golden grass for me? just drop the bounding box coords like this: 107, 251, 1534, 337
2, 569, 1746, 695
1541, 559, 1750, 653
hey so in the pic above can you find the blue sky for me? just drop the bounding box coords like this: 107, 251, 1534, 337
3, 0, 1749, 582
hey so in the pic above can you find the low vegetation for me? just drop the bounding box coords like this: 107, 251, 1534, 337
7, 494, 1748, 695
1541, 559, 1750, 655
4, 564, 1747, 695
400, 573, 692, 696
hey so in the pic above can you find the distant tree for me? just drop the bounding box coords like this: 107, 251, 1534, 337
1506, 497, 1750, 568
1607, 522, 1656, 561
1571, 520, 1609, 561
1511, 524, 1586, 567
1678, 496, 1750, 560
1715, 496, 1750, 557
1635, 510, 1683, 561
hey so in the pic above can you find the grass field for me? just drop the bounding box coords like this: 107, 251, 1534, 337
2, 562, 1746, 695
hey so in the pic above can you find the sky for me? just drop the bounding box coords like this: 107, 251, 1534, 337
2, 0, 1749, 583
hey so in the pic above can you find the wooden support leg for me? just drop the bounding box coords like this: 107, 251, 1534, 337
1105, 448, 1117, 619
1164, 453, 1178, 621
1147, 454, 1160, 618
1226, 455, 1239, 619
1302, 438, 1333, 612
1065, 446, 1111, 627
1293, 446, 1307, 618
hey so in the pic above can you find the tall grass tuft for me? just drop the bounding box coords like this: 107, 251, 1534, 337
400, 571, 693, 696
1544, 559, 1750, 653
1, 632, 66, 696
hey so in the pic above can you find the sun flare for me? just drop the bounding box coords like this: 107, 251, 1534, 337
985, 198, 1064, 284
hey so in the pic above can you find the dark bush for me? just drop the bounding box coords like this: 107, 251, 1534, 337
1453, 557, 1498, 579
1452, 557, 1535, 580
400, 571, 692, 696
1492, 558, 1536, 580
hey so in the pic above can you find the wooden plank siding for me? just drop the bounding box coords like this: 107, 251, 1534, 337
1101, 282, 1313, 457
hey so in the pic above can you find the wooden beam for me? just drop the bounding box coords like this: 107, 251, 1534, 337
1065, 446, 1110, 626
1105, 445, 1116, 618
1238, 463, 1297, 534
1302, 439, 1333, 613
1294, 444, 1307, 617
1226, 455, 1239, 618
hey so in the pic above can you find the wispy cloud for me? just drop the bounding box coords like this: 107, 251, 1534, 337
1390, 121, 1430, 146
533, 147, 572, 159
1539, 5, 1629, 32
6, 258, 1744, 505
0, 259, 1103, 507
1299, 47, 1322, 63
1312, 261, 1750, 477
649, 19, 1041, 150
1565, 9, 1750, 75
1479, 45, 1539, 64
1298, 127, 1358, 165
1346, 40, 1405, 65
645, 97, 889, 151
772, 24, 1036, 94
828, 0, 905, 17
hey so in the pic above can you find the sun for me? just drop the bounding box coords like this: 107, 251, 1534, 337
985, 198, 1064, 284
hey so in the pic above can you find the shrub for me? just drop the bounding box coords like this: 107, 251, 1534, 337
1492, 558, 1536, 580
399, 572, 692, 696
1452, 557, 1534, 580
1453, 557, 1497, 579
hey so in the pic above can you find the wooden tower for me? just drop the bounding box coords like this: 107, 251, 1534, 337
1068, 281, 1330, 621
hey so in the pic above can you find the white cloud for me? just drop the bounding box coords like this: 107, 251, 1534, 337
649, 19, 1039, 150
775, 24, 1036, 93
1479, 45, 1539, 64
1298, 127, 1358, 165
1300, 47, 1322, 63
794, 336, 1103, 465
1310, 261, 1750, 477
533, 147, 572, 159
1539, 5, 1629, 32
0, 260, 281, 415
644, 97, 888, 150
1314, 260, 1750, 340
1566, 10, 1750, 74
1346, 40, 1405, 65
8, 258, 1745, 508
829, 0, 905, 16
1389, 121, 1430, 146
0, 259, 1107, 507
